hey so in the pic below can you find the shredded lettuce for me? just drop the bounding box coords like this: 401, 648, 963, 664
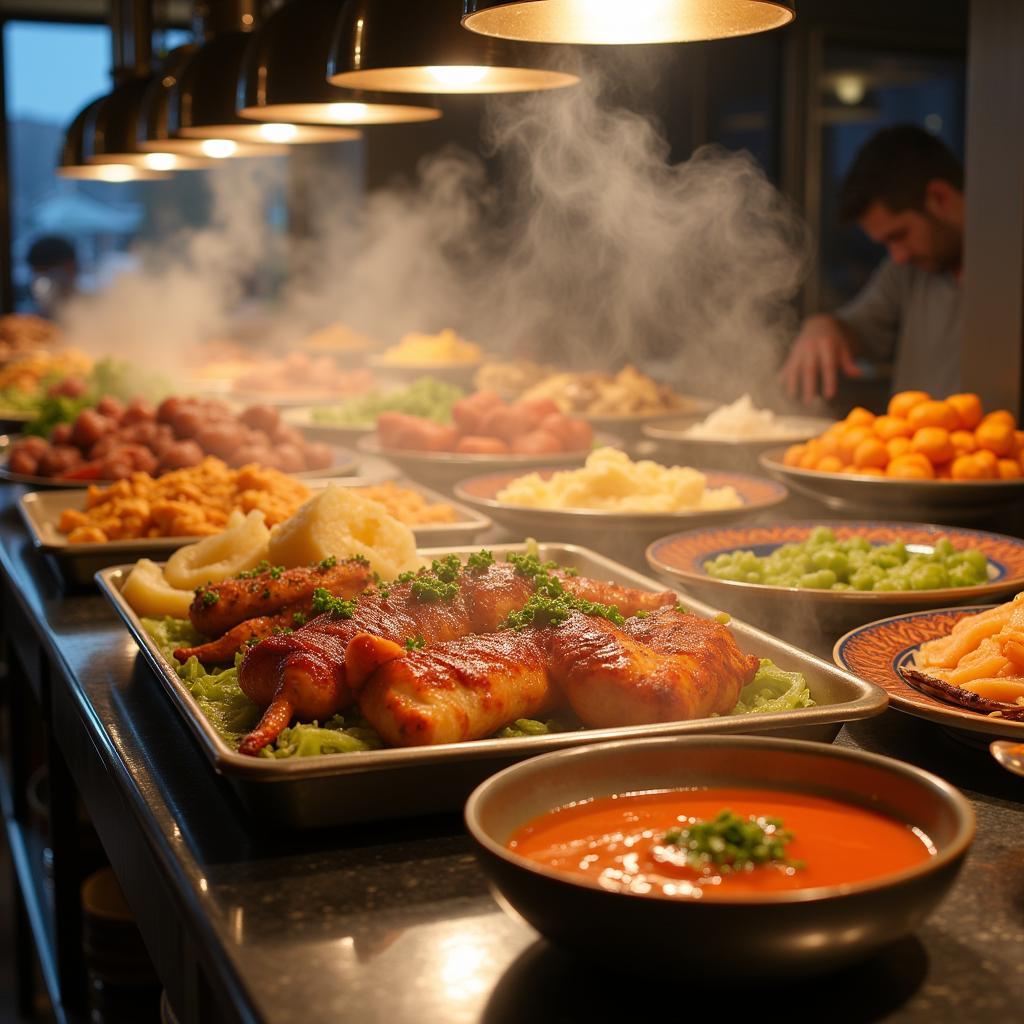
730, 659, 814, 715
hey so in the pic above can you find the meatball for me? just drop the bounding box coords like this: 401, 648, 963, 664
14, 435, 49, 459
39, 445, 83, 478
8, 449, 39, 476
274, 444, 306, 473
156, 396, 186, 424
240, 405, 280, 435
511, 430, 563, 455
169, 405, 203, 440
47, 376, 87, 399
71, 409, 113, 450
158, 440, 204, 471
122, 398, 156, 425
195, 422, 244, 460
302, 442, 334, 470
455, 436, 510, 455
226, 444, 272, 469
50, 423, 73, 446
95, 395, 126, 422
270, 424, 304, 448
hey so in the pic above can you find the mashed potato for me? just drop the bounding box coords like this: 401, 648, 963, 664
683, 395, 795, 440
496, 447, 742, 512
267, 484, 422, 580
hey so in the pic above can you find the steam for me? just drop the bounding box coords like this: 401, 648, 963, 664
61, 57, 810, 398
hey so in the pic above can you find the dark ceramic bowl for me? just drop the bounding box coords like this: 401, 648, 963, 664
465, 736, 973, 978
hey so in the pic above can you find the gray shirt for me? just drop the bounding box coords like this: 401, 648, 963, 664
835, 259, 962, 397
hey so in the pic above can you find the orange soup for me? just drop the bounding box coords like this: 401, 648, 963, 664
508, 788, 934, 899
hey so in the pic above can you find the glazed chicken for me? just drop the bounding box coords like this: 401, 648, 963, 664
547, 607, 758, 728
187, 559, 373, 636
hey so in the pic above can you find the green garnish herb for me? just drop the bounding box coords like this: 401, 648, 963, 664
410, 576, 459, 602
236, 560, 271, 580
674, 603, 689, 614
350, 554, 370, 567
714, 611, 732, 625
310, 588, 357, 619
404, 634, 426, 651
466, 549, 495, 574
635, 610, 649, 619
431, 554, 463, 583
261, 588, 271, 600
503, 563, 624, 630
395, 571, 416, 585
662, 810, 803, 874
318, 555, 338, 571
200, 590, 219, 607
292, 612, 307, 627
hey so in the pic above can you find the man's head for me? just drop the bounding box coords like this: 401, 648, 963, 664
27, 235, 76, 275
839, 125, 964, 274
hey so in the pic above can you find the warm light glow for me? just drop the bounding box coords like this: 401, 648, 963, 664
426, 65, 490, 87
57, 163, 160, 182
143, 152, 178, 171
462, 0, 795, 45
834, 74, 866, 106
201, 139, 239, 158
259, 122, 299, 143
326, 102, 371, 121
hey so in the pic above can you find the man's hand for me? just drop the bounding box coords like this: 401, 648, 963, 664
780, 315, 862, 403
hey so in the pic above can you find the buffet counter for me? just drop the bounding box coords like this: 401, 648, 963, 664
1, 480, 1022, 1023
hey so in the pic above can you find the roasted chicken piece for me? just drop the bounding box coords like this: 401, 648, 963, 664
357, 630, 553, 746
173, 607, 299, 665
547, 607, 758, 728
235, 561, 682, 755
187, 559, 373, 636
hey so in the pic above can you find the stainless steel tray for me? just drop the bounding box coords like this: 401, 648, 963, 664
21, 477, 492, 585
96, 543, 888, 828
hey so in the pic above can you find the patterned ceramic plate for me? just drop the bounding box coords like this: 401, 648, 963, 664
834, 605, 1024, 739
647, 521, 1024, 608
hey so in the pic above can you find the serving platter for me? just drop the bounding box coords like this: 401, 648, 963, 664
20, 476, 492, 585
0, 433, 358, 488
645, 416, 835, 471
366, 355, 481, 388
760, 446, 1024, 522
455, 468, 788, 562
357, 434, 621, 491
834, 605, 1024, 741
647, 521, 1024, 640
281, 405, 375, 447
96, 542, 887, 828
581, 400, 717, 443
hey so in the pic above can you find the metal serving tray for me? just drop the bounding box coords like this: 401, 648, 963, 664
21, 478, 492, 585
96, 543, 888, 828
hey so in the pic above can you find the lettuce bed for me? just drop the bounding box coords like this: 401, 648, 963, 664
142, 617, 813, 758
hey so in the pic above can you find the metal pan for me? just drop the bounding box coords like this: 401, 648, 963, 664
21, 477, 493, 586
96, 543, 887, 828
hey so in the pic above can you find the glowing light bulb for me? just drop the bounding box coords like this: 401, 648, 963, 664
326, 103, 370, 122
425, 66, 489, 87
143, 153, 177, 171
259, 123, 298, 143
834, 75, 866, 106
99, 165, 135, 182
200, 139, 238, 159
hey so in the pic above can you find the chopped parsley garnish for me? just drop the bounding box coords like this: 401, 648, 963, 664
404, 634, 425, 651
466, 549, 495, 574
236, 561, 272, 580
271, 626, 293, 636
674, 603, 689, 614
310, 588, 357, 619
269, 566, 284, 580
503, 563, 624, 630
662, 810, 802, 874
292, 612, 307, 627
318, 555, 338, 571
199, 590, 219, 607
410, 576, 459, 602
261, 588, 271, 600
395, 571, 416, 585
431, 554, 463, 583
349, 554, 370, 566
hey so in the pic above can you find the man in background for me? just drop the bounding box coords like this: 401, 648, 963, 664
26, 235, 78, 318
781, 124, 964, 403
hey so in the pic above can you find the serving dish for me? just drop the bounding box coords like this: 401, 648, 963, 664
582, 401, 716, 443
760, 447, 1024, 523
357, 434, 620, 492
366, 355, 481, 388
647, 521, 1024, 643
455, 469, 788, 563
466, 735, 972, 977
645, 415, 835, 472
281, 406, 375, 447
834, 605, 1024, 741
0, 433, 358, 489
20, 477, 492, 585
96, 542, 886, 828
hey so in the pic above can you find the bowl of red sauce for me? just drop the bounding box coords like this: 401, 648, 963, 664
465, 736, 973, 977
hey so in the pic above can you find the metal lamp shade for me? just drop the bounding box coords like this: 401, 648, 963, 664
58, 97, 170, 181
239, 0, 442, 124
174, 32, 361, 143
327, 0, 579, 94
461, 0, 795, 45
137, 45, 287, 158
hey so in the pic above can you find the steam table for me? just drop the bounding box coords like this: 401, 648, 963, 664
1, 482, 1022, 1023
